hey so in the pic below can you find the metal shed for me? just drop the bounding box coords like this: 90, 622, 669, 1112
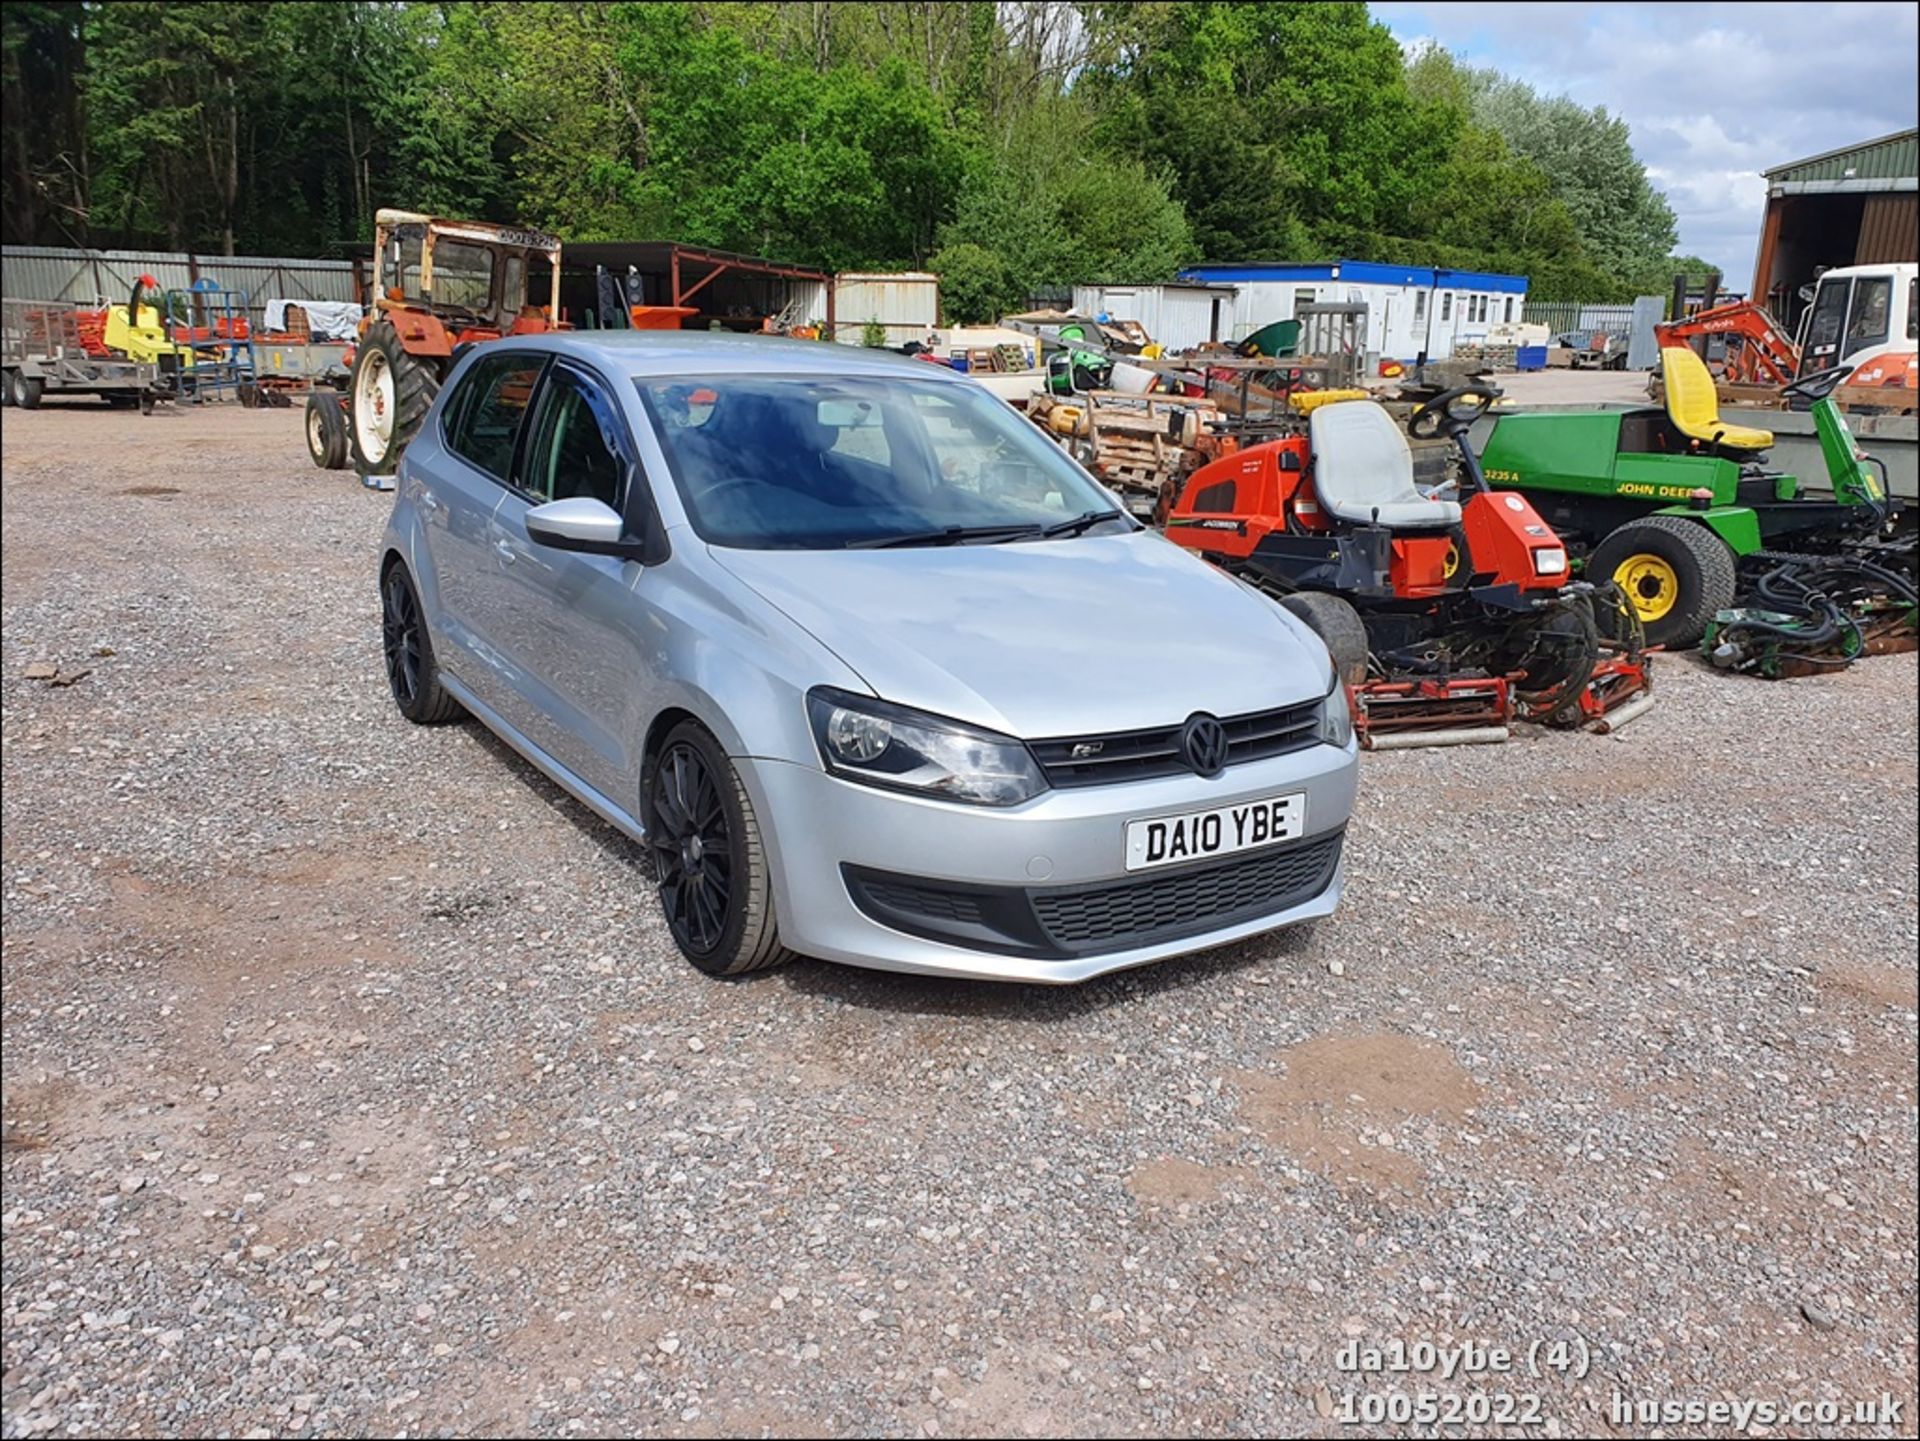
1750, 129, 1918, 325
833, 272, 939, 345
1070, 282, 1238, 352
556, 241, 832, 333
1, 245, 359, 330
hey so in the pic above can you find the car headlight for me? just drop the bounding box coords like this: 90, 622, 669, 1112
1317, 681, 1353, 749
1533, 546, 1568, 576
806, 688, 1048, 806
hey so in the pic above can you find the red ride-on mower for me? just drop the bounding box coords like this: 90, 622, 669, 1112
1165, 385, 1653, 748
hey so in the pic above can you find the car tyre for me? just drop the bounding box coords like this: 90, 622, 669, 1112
1279, 591, 1370, 686
380, 561, 463, 724
646, 720, 795, 977
1590, 515, 1736, 650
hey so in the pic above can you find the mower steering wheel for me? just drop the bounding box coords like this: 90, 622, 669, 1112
1408, 384, 1499, 439
1781, 364, 1853, 402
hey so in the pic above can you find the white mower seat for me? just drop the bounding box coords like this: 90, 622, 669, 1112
1309, 400, 1461, 530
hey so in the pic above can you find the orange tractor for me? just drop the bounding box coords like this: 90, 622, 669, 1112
306, 209, 564, 476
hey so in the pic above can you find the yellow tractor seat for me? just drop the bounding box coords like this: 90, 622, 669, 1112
1660, 345, 1773, 450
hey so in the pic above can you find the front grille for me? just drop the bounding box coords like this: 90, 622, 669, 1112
1031, 829, 1342, 951
1030, 700, 1321, 787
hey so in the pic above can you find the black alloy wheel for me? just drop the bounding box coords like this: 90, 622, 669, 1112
382, 566, 424, 708
650, 741, 734, 957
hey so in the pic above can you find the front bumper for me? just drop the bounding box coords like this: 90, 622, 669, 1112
738, 739, 1358, 984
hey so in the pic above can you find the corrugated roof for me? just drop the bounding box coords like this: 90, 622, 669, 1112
1764, 129, 1917, 188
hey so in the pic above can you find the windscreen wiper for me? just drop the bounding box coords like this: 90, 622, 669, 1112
846, 523, 1044, 549
1038, 509, 1130, 538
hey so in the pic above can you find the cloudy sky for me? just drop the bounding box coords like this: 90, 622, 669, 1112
1372, 1, 1919, 285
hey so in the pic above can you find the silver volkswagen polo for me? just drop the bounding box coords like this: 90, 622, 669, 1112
379, 333, 1357, 983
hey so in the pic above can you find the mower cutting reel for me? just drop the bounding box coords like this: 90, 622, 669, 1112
1166, 383, 1654, 748
1706, 552, 1919, 678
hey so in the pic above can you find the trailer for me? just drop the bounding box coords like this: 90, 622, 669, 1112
1, 298, 175, 411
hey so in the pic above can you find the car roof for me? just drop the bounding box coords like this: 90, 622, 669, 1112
501, 330, 963, 382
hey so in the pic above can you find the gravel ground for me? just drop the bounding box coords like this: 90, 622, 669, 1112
3, 402, 1916, 1439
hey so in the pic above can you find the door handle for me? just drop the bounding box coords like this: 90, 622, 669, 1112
493, 539, 517, 564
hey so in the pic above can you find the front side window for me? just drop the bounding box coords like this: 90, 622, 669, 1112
638, 375, 1126, 551
1804, 276, 1850, 359
384, 228, 424, 301
521, 368, 626, 509
429, 239, 495, 312
446, 352, 545, 481
1844, 276, 1892, 351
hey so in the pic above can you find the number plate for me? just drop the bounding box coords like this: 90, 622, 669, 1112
1124, 793, 1306, 872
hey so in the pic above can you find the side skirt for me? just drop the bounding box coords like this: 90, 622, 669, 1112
436, 672, 649, 845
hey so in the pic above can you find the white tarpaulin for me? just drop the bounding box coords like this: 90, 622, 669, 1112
263, 298, 363, 341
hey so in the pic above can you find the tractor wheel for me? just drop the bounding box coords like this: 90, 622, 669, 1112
348, 319, 441, 476
1280, 591, 1369, 686
15, 373, 44, 409
305, 393, 349, 470
1590, 515, 1737, 650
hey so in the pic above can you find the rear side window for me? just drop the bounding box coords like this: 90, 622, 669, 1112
446, 353, 545, 481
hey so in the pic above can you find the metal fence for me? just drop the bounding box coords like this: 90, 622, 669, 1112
1523, 296, 1668, 369
1523, 301, 1633, 335
1, 246, 358, 331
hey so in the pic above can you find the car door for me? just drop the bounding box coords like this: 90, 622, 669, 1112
486, 360, 653, 801
420, 349, 548, 701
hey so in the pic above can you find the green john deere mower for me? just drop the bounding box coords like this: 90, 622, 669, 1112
1475, 348, 1915, 652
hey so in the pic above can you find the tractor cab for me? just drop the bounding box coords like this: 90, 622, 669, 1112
1167, 394, 1570, 602
367, 209, 564, 356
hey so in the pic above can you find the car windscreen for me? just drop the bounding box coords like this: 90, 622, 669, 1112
635, 374, 1127, 550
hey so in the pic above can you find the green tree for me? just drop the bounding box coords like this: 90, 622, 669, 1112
935, 97, 1194, 309
1084, 3, 1446, 261
930, 239, 1014, 323
1, 2, 91, 247
1447, 58, 1679, 286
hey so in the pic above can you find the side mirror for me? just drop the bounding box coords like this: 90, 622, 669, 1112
524, 496, 645, 559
